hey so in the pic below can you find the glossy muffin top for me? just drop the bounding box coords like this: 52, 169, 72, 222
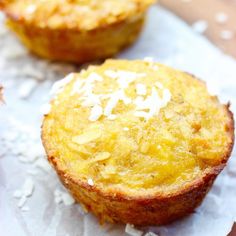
0, 0, 155, 30
42, 59, 234, 196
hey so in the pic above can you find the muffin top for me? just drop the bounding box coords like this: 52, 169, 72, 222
42, 59, 234, 196
1, 0, 155, 30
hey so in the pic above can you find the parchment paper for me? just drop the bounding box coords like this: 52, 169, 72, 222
0, 6, 235, 236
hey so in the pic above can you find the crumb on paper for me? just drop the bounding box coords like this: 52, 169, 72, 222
61, 192, 75, 206
14, 178, 35, 209
17, 79, 38, 99
125, 224, 143, 236
23, 178, 35, 197
34, 158, 51, 172
54, 189, 75, 206
17, 195, 27, 208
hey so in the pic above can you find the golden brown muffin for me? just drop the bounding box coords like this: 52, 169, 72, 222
0, 0, 155, 63
42, 59, 234, 226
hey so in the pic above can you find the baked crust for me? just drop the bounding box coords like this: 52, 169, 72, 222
5, 15, 145, 63
0, 0, 155, 63
41, 61, 234, 226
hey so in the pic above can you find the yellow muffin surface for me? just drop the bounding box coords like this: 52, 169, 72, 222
42, 59, 233, 197
2, 0, 155, 30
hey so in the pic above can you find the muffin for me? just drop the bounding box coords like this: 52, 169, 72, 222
42, 59, 234, 226
0, 0, 155, 63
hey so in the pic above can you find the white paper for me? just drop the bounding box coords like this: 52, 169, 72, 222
0, 6, 235, 236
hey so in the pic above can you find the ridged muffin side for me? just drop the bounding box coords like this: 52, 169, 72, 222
5, 15, 145, 63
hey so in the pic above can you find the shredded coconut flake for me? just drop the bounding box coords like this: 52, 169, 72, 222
117, 71, 146, 89
87, 72, 103, 82
71, 79, 85, 95
61, 192, 75, 206
18, 79, 38, 99
125, 224, 143, 236
81, 93, 101, 107
104, 93, 119, 117
55, 196, 62, 204
89, 105, 103, 121
26, 4, 37, 14
40, 103, 51, 115
18, 196, 27, 208
88, 178, 94, 186
50, 73, 74, 97
23, 178, 34, 197
14, 178, 35, 208
104, 90, 131, 118
104, 70, 118, 79
155, 82, 164, 89
134, 87, 171, 120
54, 189, 75, 206
136, 83, 147, 95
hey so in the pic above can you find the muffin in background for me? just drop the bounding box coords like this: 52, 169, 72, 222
0, 0, 155, 63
